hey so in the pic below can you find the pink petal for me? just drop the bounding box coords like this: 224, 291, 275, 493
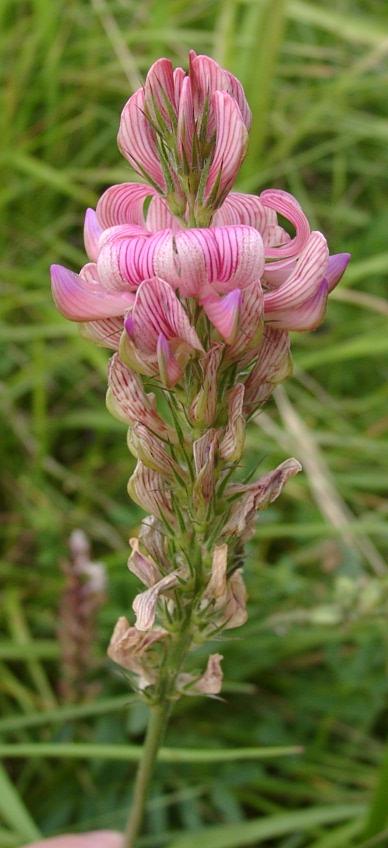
84, 208, 103, 262
144, 57, 176, 125
130, 276, 203, 354
50, 264, 134, 321
327, 252, 351, 291
226, 280, 264, 363
82, 317, 123, 349
157, 332, 182, 387
204, 544, 228, 600
97, 227, 164, 292
182, 653, 224, 696
244, 327, 291, 410
260, 188, 311, 260
193, 429, 219, 504
205, 91, 248, 204
189, 52, 251, 128
118, 88, 165, 189
264, 231, 329, 313
127, 460, 173, 521
146, 196, 177, 232
202, 289, 241, 343
133, 571, 180, 630
173, 66, 186, 102
177, 75, 195, 162
128, 537, 161, 587
219, 383, 245, 461
172, 225, 263, 296
190, 343, 224, 426
265, 279, 329, 331
262, 257, 297, 289
214, 192, 277, 244
107, 353, 170, 436
223, 571, 248, 630
96, 183, 156, 228
224, 458, 302, 538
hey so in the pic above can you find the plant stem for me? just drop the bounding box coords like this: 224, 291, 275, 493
123, 701, 170, 847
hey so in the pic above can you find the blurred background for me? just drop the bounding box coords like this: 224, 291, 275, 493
1, 0, 388, 845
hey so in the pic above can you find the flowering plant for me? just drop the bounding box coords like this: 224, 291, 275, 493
50, 52, 350, 846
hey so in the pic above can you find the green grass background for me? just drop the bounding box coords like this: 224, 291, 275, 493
1, 0, 388, 845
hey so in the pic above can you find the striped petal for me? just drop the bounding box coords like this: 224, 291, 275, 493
224, 458, 302, 539
129, 421, 181, 477
84, 208, 103, 261
96, 183, 156, 228
205, 91, 248, 204
133, 571, 180, 631
264, 231, 329, 314
81, 317, 123, 350
127, 460, 173, 521
128, 277, 203, 355
190, 344, 224, 426
144, 57, 177, 125
265, 279, 329, 331
189, 51, 251, 128
226, 280, 264, 363
214, 192, 277, 244
260, 188, 311, 260
97, 227, 165, 292
219, 383, 245, 462
106, 353, 170, 437
244, 327, 291, 411
177, 76, 195, 162
201, 289, 241, 343
193, 429, 219, 505
156, 332, 183, 387
118, 88, 165, 190
50, 264, 134, 321
128, 537, 161, 587
146, 196, 177, 232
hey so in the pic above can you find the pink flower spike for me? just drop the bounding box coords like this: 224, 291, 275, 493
260, 188, 311, 260
50, 264, 134, 321
202, 289, 241, 343
204, 91, 248, 204
84, 209, 103, 262
326, 252, 351, 291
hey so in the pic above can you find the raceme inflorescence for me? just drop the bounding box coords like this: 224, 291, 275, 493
50, 51, 350, 846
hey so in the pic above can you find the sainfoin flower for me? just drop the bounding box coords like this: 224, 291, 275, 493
50, 51, 350, 701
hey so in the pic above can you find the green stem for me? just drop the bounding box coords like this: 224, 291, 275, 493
123, 702, 170, 848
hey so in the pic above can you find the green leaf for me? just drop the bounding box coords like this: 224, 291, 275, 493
165, 803, 365, 848
0, 743, 302, 763
0, 764, 41, 842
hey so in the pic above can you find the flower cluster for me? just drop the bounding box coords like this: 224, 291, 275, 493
51, 52, 350, 701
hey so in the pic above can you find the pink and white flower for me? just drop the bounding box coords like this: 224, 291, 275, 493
117, 52, 250, 210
